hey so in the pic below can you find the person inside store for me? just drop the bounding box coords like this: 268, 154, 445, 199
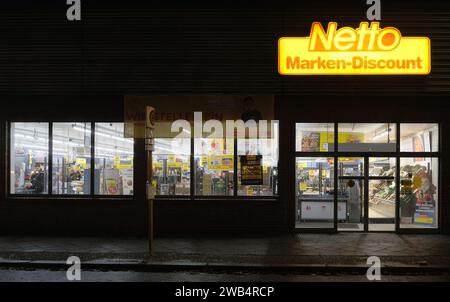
69, 167, 82, 181
347, 179, 361, 223
227, 178, 234, 195
30, 167, 45, 193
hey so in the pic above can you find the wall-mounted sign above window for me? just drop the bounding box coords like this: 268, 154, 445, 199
278, 22, 430, 75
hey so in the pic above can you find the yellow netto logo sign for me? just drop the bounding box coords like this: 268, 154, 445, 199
278, 22, 431, 75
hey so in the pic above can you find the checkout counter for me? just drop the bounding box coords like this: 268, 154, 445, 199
298, 194, 347, 221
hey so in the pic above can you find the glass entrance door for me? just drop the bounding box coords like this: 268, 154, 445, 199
294, 122, 439, 233
336, 157, 397, 232
337, 157, 365, 231
368, 158, 396, 231
295, 156, 397, 232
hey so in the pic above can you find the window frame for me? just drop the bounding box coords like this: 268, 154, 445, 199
294, 122, 441, 233
7, 121, 135, 199
154, 131, 280, 200
152, 137, 192, 198
7, 121, 50, 196
193, 137, 236, 197
397, 122, 441, 232
93, 122, 135, 197
399, 123, 439, 153
236, 137, 279, 197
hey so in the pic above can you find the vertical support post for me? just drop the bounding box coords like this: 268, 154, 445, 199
48, 122, 53, 195
233, 138, 238, 197
395, 123, 401, 232
190, 137, 194, 199
364, 156, 369, 232
146, 151, 154, 254
333, 123, 338, 232
90, 122, 95, 195
145, 106, 156, 255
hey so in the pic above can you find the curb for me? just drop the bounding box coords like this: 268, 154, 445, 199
1, 260, 450, 275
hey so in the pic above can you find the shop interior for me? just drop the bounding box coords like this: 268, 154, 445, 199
10, 122, 134, 196
94, 123, 134, 196
10, 122, 49, 194
152, 137, 279, 197
237, 138, 278, 196
152, 138, 191, 196
295, 123, 439, 231
152, 121, 279, 197
194, 138, 234, 196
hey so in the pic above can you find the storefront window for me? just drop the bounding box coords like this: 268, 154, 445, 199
10, 122, 49, 194
237, 138, 278, 196
153, 138, 190, 196
296, 123, 334, 152
296, 157, 335, 229
52, 123, 91, 195
95, 123, 134, 195
400, 123, 439, 152
337, 123, 396, 152
400, 158, 438, 229
194, 138, 234, 196
293, 122, 440, 232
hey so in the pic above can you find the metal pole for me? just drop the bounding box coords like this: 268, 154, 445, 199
146, 150, 154, 254
145, 106, 156, 255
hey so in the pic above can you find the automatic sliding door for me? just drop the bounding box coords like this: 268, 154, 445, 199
337, 157, 365, 231
368, 158, 396, 231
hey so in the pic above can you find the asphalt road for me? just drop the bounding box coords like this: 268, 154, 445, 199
0, 268, 449, 282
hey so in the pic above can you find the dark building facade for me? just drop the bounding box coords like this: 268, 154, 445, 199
0, 1, 449, 236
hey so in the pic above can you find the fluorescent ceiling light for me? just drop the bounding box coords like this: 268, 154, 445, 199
72, 125, 133, 143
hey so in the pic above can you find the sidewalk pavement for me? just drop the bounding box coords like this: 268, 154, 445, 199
1, 233, 450, 272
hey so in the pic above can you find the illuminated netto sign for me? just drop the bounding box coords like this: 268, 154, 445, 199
278, 22, 430, 75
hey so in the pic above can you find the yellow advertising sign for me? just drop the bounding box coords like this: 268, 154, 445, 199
114, 156, 133, 169
75, 158, 87, 170
319, 132, 364, 151
167, 162, 182, 169
208, 155, 234, 171
240, 155, 263, 185
299, 182, 307, 191
182, 163, 190, 172
278, 22, 430, 75
297, 162, 307, 169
